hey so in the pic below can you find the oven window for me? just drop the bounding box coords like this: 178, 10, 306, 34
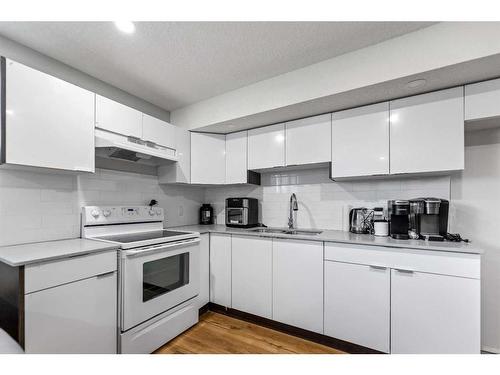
227, 209, 243, 224
142, 253, 189, 302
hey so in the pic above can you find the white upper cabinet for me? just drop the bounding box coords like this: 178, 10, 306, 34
231, 236, 273, 319
324, 260, 390, 353
225, 131, 248, 184
248, 123, 285, 170
158, 127, 190, 184
331, 102, 389, 178
191, 132, 226, 184
3, 58, 95, 172
272, 239, 324, 333
389, 87, 464, 175
465, 78, 500, 121
285, 114, 331, 166
142, 114, 175, 149
95, 95, 142, 138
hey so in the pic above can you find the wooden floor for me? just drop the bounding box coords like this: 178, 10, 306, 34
154, 311, 345, 354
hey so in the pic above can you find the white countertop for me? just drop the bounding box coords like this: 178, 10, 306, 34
170, 224, 482, 255
0, 238, 119, 267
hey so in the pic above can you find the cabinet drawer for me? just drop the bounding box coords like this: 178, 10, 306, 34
324, 242, 480, 279
25, 250, 117, 294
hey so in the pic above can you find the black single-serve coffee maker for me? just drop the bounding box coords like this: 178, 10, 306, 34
388, 200, 410, 239
409, 198, 449, 241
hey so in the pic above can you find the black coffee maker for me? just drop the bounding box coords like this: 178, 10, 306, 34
409, 198, 449, 241
388, 200, 410, 239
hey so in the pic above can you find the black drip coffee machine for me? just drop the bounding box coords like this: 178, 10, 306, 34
388, 200, 410, 239
409, 198, 449, 241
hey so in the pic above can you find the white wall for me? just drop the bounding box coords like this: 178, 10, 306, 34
171, 22, 500, 130
0, 168, 205, 247
0, 34, 170, 122
206, 168, 450, 230
450, 127, 500, 353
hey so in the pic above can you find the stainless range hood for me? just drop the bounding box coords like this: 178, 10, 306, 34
95, 128, 178, 166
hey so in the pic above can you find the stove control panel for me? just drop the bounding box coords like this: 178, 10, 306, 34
82, 206, 164, 225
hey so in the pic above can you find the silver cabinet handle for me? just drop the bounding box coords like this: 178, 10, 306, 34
369, 265, 387, 270
395, 268, 415, 274
96, 271, 115, 279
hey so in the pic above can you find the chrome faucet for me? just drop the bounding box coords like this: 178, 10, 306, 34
288, 193, 299, 230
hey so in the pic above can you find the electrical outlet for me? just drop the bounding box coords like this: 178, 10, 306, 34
178, 205, 184, 217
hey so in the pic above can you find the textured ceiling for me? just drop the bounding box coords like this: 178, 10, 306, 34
0, 21, 435, 111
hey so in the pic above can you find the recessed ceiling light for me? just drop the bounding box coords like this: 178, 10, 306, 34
114, 21, 135, 34
407, 79, 427, 89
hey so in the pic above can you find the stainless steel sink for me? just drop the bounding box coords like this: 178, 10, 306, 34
249, 228, 322, 235
249, 228, 288, 234
285, 229, 322, 235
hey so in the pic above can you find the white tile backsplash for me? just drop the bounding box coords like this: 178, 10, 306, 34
0, 165, 451, 246
0, 167, 205, 247
205, 167, 451, 230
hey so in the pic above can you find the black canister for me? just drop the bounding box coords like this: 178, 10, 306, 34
199, 204, 214, 225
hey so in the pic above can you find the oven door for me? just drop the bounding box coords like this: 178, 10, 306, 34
226, 207, 247, 226
121, 238, 200, 331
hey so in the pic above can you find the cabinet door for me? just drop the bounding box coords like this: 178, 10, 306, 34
191, 132, 226, 184
158, 127, 190, 183
25, 271, 117, 353
4, 59, 95, 172
231, 236, 272, 318
196, 233, 210, 309
272, 239, 323, 333
324, 261, 390, 352
225, 131, 248, 184
391, 269, 480, 354
248, 123, 285, 170
142, 114, 175, 149
95, 94, 142, 138
209, 233, 231, 307
465, 78, 500, 121
286, 114, 331, 166
331, 103, 389, 178
390, 87, 464, 174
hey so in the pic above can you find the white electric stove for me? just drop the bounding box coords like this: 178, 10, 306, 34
81, 205, 200, 354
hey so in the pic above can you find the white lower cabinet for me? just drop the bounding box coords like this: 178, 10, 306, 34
24, 271, 117, 354
324, 242, 480, 354
391, 269, 480, 354
231, 236, 272, 318
209, 233, 232, 307
196, 233, 210, 309
272, 239, 324, 333
324, 261, 390, 352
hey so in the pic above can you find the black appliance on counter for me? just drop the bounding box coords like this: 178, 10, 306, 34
388, 200, 410, 240
199, 204, 214, 225
225, 198, 259, 228
409, 198, 449, 241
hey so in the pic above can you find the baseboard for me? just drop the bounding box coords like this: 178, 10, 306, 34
198, 303, 210, 316
208, 302, 383, 354
481, 346, 500, 354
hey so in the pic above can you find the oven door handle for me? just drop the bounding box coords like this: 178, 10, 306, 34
123, 238, 200, 258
